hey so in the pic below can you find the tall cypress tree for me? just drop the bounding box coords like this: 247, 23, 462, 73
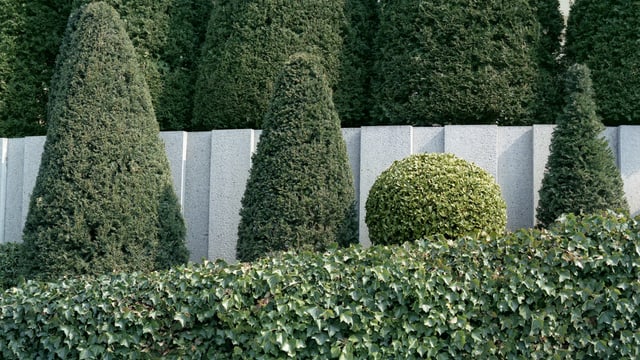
371, 0, 561, 126
21, 2, 188, 281
536, 64, 628, 227
193, 0, 347, 130
564, 0, 640, 125
236, 53, 357, 262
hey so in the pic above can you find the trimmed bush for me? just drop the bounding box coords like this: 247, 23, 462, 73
0, 0, 210, 136
0, 242, 22, 290
371, 0, 562, 126
536, 64, 628, 227
365, 153, 506, 245
20, 2, 188, 282
564, 0, 640, 125
1, 212, 639, 358
236, 53, 357, 262
193, 0, 347, 130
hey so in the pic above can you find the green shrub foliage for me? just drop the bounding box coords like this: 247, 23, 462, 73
371, 0, 561, 126
332, 0, 379, 127
0, 0, 210, 136
2, 211, 639, 358
536, 64, 628, 227
20, 2, 188, 282
0, 242, 22, 290
366, 153, 506, 245
236, 53, 357, 262
529, 0, 566, 124
564, 0, 640, 125
193, 0, 348, 130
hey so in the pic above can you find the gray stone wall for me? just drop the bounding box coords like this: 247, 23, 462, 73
3, 126, 639, 263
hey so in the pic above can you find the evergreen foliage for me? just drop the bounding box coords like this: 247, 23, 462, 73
0, 242, 22, 290
333, 0, 379, 127
0, 1, 70, 137
0, 0, 210, 137
193, 0, 347, 130
366, 153, 506, 245
371, 0, 561, 126
564, 0, 640, 125
536, 64, 628, 227
20, 2, 188, 282
236, 53, 357, 262
529, 0, 566, 124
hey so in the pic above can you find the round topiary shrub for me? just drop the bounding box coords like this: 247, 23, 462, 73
365, 153, 506, 245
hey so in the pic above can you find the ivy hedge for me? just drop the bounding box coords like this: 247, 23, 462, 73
1, 211, 638, 358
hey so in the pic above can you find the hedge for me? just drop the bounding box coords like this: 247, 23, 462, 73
371, 0, 563, 126
1, 211, 639, 358
564, 0, 640, 126
193, 0, 349, 130
0, 0, 210, 136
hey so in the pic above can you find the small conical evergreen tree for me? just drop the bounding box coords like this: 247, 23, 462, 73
236, 53, 357, 262
536, 64, 628, 227
564, 0, 640, 125
21, 2, 188, 281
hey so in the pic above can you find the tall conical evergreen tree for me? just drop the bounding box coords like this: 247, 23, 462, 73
564, 0, 640, 125
536, 64, 628, 228
193, 0, 347, 130
236, 53, 357, 262
21, 2, 188, 281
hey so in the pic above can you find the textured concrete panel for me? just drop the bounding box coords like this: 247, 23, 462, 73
0, 139, 8, 243
498, 127, 533, 230
160, 132, 187, 206
413, 127, 444, 154
532, 125, 555, 225
4, 138, 24, 243
619, 126, 640, 216
209, 130, 255, 263
359, 126, 413, 246
21, 136, 45, 232
183, 132, 212, 262
445, 125, 498, 178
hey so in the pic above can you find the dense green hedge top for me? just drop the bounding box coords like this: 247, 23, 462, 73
371, 0, 552, 126
1, 211, 639, 359
564, 0, 640, 126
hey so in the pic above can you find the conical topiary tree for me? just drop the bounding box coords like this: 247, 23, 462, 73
20, 2, 188, 281
536, 64, 628, 228
193, 0, 347, 130
564, 0, 640, 125
371, 0, 561, 126
236, 53, 357, 262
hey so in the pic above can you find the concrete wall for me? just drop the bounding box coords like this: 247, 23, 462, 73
2, 126, 638, 263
